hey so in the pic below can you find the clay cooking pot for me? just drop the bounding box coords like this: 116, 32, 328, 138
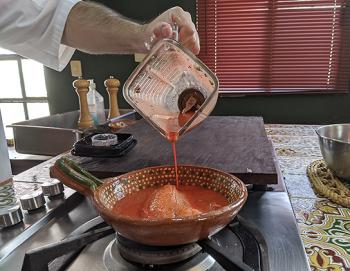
50, 157, 247, 246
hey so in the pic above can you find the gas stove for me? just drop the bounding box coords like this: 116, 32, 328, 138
0, 187, 310, 271
21, 216, 261, 271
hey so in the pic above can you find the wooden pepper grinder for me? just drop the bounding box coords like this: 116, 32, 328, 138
73, 79, 93, 129
104, 76, 121, 120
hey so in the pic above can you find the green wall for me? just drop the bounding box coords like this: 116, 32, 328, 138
45, 0, 350, 124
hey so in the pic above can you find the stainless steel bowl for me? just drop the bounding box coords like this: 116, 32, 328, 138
316, 124, 350, 180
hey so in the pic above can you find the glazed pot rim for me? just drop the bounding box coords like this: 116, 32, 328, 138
316, 123, 350, 144
93, 164, 248, 226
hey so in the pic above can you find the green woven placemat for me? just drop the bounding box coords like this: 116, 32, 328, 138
307, 160, 350, 208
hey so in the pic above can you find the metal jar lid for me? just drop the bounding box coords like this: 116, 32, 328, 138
41, 179, 64, 197
0, 204, 23, 228
20, 191, 46, 211
91, 133, 118, 147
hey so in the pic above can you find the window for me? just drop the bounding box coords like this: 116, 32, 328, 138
0, 48, 50, 139
197, 0, 350, 94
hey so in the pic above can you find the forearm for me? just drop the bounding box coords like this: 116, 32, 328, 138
62, 1, 147, 54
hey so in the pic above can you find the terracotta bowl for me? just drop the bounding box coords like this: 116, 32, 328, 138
51, 163, 247, 246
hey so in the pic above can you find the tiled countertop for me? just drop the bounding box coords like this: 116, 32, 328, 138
265, 124, 350, 271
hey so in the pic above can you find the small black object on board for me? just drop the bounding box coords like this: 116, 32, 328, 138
71, 133, 136, 158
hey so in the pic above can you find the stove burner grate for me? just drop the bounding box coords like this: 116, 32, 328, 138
104, 237, 218, 271
21, 216, 263, 271
116, 234, 202, 265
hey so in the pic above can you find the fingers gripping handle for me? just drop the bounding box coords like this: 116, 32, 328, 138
145, 22, 179, 51
172, 22, 179, 42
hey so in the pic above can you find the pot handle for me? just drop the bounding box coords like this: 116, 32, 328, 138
50, 157, 103, 197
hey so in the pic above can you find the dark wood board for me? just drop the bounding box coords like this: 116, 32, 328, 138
68, 116, 278, 184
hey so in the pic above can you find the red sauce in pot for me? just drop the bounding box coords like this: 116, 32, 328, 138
112, 184, 228, 220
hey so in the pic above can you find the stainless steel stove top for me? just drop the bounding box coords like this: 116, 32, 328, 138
0, 188, 310, 271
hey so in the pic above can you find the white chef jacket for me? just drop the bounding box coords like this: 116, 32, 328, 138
0, 0, 80, 71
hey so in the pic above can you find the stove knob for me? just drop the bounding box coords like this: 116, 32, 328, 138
0, 204, 23, 228
20, 191, 46, 211
41, 179, 64, 197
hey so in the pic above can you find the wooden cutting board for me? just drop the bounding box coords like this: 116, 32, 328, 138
69, 116, 277, 184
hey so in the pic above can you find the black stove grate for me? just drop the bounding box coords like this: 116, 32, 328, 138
21, 216, 264, 271
116, 234, 202, 265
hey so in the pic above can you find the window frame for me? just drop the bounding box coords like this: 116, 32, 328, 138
0, 54, 49, 120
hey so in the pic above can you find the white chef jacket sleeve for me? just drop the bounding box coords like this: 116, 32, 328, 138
0, 0, 80, 71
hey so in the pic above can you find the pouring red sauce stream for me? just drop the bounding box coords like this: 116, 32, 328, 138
172, 142, 179, 189
167, 131, 180, 189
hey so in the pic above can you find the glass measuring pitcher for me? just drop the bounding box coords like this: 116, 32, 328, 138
123, 38, 219, 142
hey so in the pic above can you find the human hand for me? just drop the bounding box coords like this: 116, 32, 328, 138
142, 7, 200, 55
